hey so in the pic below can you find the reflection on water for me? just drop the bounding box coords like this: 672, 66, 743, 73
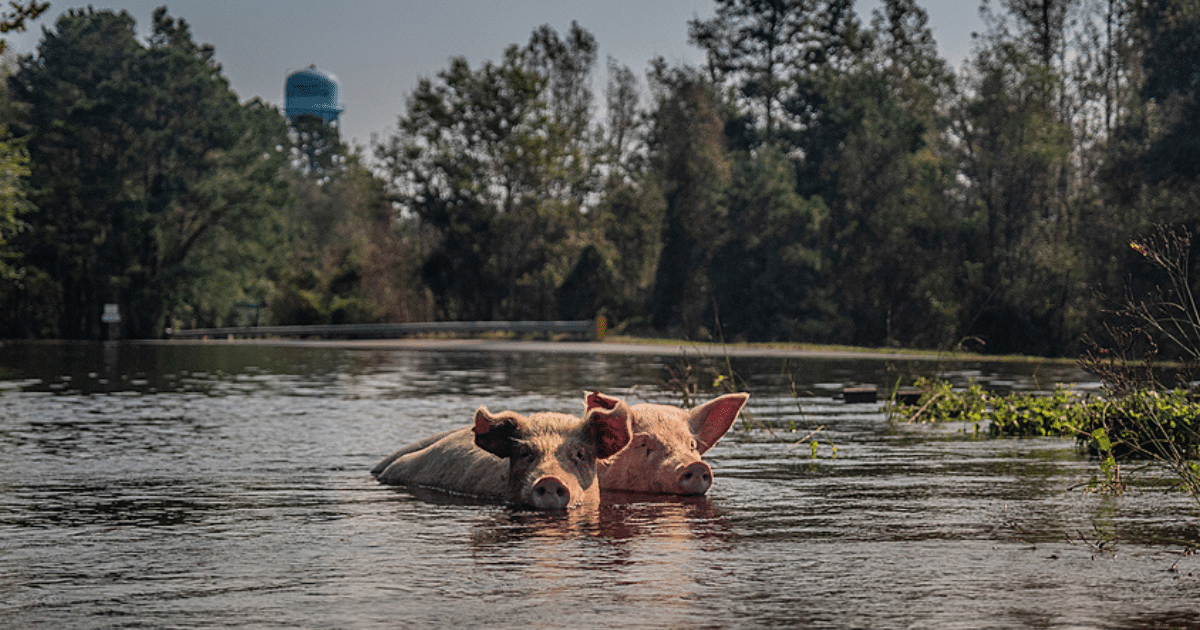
1, 341, 1198, 629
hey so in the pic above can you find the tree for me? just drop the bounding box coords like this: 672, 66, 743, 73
644, 61, 731, 337
7, 8, 146, 338
1085, 0, 1200, 313
141, 11, 295, 335
995, 0, 1080, 67
710, 144, 827, 341
947, 2, 1083, 355
0, 122, 31, 281
0, 53, 32, 281
376, 23, 599, 321
688, 0, 863, 147
274, 142, 433, 326
6, 7, 292, 338
1132, 0, 1200, 190
873, 0, 947, 81
1, 16, 47, 332
600, 56, 643, 183
582, 56, 664, 324
589, 177, 665, 324
161, 98, 293, 331
815, 0, 962, 348
0, 2, 49, 218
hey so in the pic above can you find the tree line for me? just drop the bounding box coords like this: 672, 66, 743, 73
1, 1, 1197, 356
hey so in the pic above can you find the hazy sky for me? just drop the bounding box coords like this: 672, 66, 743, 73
5, 1, 985, 150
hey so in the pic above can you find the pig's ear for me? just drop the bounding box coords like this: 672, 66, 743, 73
473, 407, 523, 459
585, 399, 632, 460
585, 391, 621, 412
689, 393, 749, 454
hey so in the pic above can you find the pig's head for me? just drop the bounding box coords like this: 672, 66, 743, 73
472, 402, 632, 509
589, 391, 749, 495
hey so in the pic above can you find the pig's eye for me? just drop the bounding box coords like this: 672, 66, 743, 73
514, 444, 535, 460
571, 446, 587, 462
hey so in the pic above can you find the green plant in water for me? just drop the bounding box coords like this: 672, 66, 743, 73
899, 375, 1200, 494
1085, 390, 1200, 494
1084, 428, 1128, 494
1075, 225, 1200, 496
988, 385, 1095, 439
892, 377, 988, 426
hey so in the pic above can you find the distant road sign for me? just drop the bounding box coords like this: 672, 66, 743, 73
101, 303, 121, 324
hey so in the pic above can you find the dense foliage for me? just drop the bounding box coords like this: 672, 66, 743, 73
1, 7, 427, 336
0, 0, 47, 281
1, 1, 1198, 352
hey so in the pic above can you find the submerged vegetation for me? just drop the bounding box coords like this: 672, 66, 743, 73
892, 380, 1200, 495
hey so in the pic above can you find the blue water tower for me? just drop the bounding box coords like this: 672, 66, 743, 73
285, 66, 343, 126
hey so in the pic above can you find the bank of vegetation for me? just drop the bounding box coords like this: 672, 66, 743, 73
0, 1, 1198, 361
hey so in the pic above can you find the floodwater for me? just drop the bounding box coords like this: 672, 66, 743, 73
1, 341, 1198, 629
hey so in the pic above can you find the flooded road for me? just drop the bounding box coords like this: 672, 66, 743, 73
1, 341, 1198, 628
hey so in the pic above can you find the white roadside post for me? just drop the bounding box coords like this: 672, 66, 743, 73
101, 303, 121, 340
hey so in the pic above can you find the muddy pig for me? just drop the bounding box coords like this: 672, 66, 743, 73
587, 391, 748, 495
371, 402, 632, 509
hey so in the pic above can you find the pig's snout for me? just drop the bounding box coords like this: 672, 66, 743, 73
678, 461, 713, 495
531, 476, 572, 509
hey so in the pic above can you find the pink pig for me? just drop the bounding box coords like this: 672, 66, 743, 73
587, 391, 749, 495
371, 402, 632, 509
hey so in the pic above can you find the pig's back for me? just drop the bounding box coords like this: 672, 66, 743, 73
370, 428, 461, 477
372, 427, 507, 500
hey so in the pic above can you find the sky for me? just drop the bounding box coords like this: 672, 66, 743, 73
4, 1, 986, 151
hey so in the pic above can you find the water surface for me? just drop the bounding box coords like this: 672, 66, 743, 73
1, 341, 1198, 629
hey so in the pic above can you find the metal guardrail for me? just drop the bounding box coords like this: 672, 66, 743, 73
164, 317, 606, 341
